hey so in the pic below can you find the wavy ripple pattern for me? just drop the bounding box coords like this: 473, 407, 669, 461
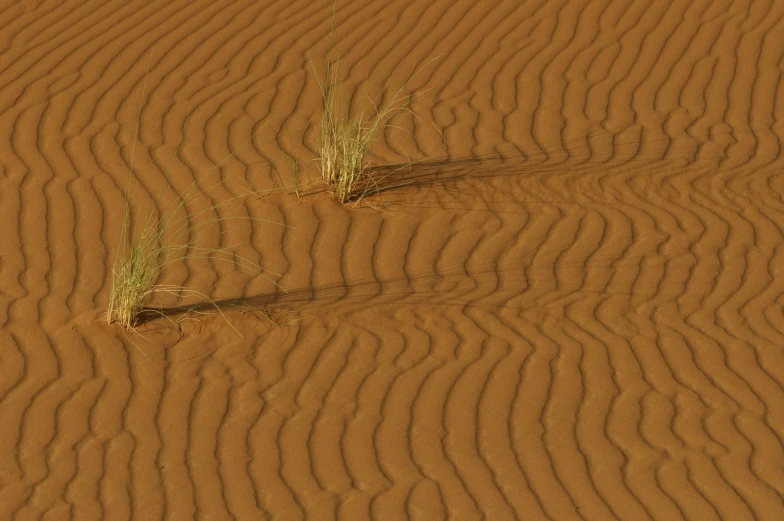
1, 1, 784, 520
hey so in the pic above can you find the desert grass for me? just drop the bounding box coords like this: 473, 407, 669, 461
312, 54, 424, 205
107, 55, 283, 330
107, 176, 281, 330
310, 2, 442, 207
106, 210, 161, 329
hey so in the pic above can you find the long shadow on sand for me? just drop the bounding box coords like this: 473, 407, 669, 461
133, 273, 451, 326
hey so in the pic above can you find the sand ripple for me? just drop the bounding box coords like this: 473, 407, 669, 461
1, 1, 784, 520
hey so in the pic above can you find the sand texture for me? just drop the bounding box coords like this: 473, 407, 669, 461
2, 0, 784, 519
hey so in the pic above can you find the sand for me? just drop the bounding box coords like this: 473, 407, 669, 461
2, 0, 784, 519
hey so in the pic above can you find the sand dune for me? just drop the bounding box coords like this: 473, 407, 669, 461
2, 0, 784, 519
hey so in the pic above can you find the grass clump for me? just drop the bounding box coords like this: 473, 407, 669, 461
107, 56, 282, 330
106, 218, 161, 329
313, 50, 427, 205
107, 191, 280, 331
107, 149, 282, 331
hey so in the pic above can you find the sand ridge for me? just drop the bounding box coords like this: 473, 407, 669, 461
1, 0, 784, 520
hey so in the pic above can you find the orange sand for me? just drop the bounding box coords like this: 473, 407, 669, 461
2, 1, 784, 520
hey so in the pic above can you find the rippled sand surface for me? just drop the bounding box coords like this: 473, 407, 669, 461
2, 1, 784, 520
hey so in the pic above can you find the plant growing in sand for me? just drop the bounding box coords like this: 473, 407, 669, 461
107, 59, 283, 330
107, 171, 281, 330
311, 29, 436, 205
313, 59, 421, 204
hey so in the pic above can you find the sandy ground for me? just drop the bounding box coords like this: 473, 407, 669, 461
2, 0, 784, 519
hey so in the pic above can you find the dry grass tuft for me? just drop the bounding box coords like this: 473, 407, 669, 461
107, 216, 162, 329
107, 176, 284, 330
314, 58, 417, 204
107, 54, 284, 330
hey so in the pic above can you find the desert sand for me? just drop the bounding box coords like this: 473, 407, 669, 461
2, 0, 784, 519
